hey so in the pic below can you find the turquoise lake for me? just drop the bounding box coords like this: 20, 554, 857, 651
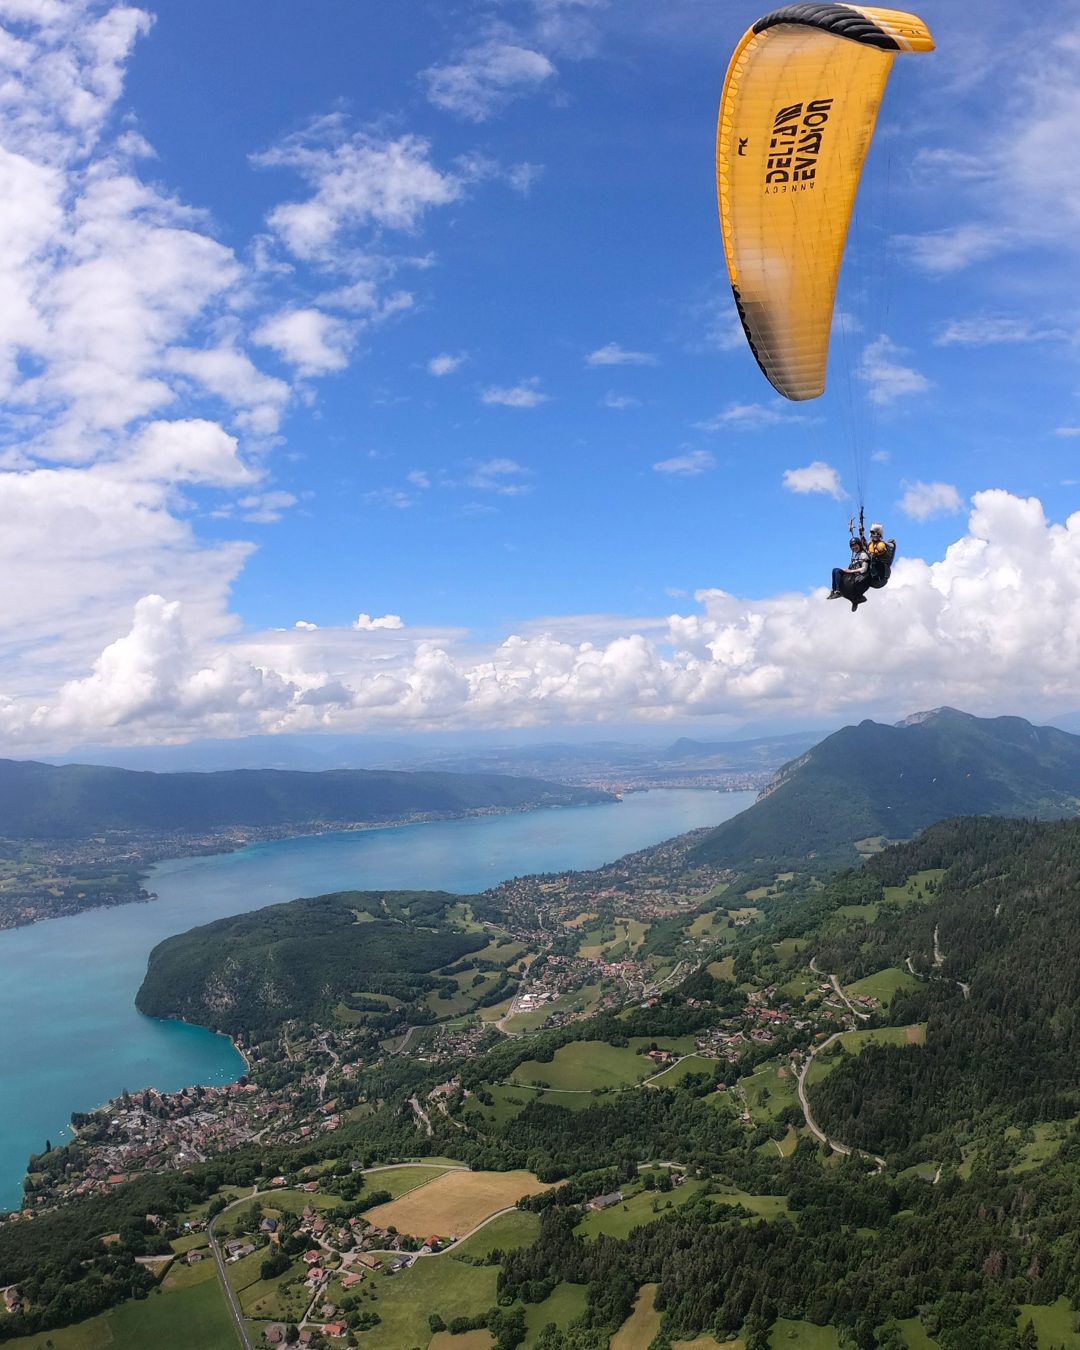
0, 787, 753, 1209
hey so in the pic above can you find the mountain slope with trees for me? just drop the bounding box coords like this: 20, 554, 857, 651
690, 708, 1080, 869
0, 759, 612, 839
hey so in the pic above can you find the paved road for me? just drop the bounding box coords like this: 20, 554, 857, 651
796, 1034, 885, 1170
207, 1188, 259, 1350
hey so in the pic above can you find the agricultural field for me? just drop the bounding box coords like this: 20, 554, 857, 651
611, 1283, 662, 1350
9, 1261, 239, 1350
708, 956, 735, 981
576, 1180, 709, 1241
364, 1163, 455, 1198
503, 983, 603, 1034
1016, 1298, 1080, 1350
843, 967, 922, 1009
509, 1037, 696, 1090
356, 1249, 502, 1350
361, 1168, 551, 1239
648, 1054, 717, 1088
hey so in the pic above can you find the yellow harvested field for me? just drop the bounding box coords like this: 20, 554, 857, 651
906, 1024, 925, 1044
362, 1169, 551, 1239
430, 1333, 493, 1350
611, 1285, 662, 1350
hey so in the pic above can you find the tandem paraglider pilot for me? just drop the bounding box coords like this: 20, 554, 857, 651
829, 538, 870, 610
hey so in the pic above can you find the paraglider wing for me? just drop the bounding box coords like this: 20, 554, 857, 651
717, 5, 934, 401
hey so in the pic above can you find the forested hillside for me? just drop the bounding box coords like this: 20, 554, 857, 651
136, 889, 491, 1037
691, 707, 1080, 869
0, 758, 612, 838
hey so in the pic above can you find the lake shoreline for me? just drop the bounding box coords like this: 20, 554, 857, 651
0, 797, 622, 933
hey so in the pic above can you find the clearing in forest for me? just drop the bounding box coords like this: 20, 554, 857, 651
768, 1320, 843, 1350
361, 1168, 550, 1238
843, 967, 922, 1008
611, 1284, 662, 1350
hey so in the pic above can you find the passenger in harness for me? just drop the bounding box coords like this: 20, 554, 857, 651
829, 537, 870, 612
866, 521, 896, 589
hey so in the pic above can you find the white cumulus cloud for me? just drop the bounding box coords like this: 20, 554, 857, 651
353, 613, 404, 631
429, 353, 465, 376
469, 459, 533, 494
252, 309, 353, 377
859, 336, 931, 405
697, 403, 806, 432
898, 481, 965, 522
254, 117, 463, 265
782, 462, 846, 500
423, 41, 556, 122
935, 317, 1065, 346
653, 450, 714, 476
481, 381, 548, 408
585, 343, 657, 367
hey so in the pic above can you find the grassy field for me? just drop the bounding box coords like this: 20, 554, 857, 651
742, 1063, 799, 1122
365, 1163, 455, 1198
11, 1262, 239, 1350
576, 1181, 708, 1240
482, 1083, 599, 1125
806, 1026, 925, 1088
769, 1320, 842, 1350
238, 1255, 312, 1322
363, 1169, 550, 1238
882, 870, 946, 907
898, 1318, 941, 1350
708, 956, 736, 981
358, 1250, 501, 1350
648, 1055, 717, 1088
611, 1284, 662, 1350
453, 1208, 541, 1259
843, 967, 922, 1008
510, 1040, 652, 1090
503, 984, 603, 1034
713, 1188, 789, 1219
522, 1281, 589, 1348
835, 903, 878, 922
1011, 1122, 1073, 1173
426, 967, 506, 1018
431, 1332, 493, 1350
1016, 1296, 1080, 1350
510, 1037, 696, 1090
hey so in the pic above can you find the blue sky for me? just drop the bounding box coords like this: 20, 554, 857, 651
2, 0, 1080, 748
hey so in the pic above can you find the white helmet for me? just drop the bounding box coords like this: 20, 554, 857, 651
869, 522, 883, 535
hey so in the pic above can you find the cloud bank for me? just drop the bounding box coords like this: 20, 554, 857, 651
9, 490, 1080, 749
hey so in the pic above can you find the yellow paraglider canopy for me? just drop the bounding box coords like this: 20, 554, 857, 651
717, 4, 934, 401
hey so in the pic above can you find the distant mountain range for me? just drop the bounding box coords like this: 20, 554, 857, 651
0, 760, 612, 839
691, 707, 1080, 870
37, 730, 825, 789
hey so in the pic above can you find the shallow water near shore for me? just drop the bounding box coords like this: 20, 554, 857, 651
0, 787, 753, 1209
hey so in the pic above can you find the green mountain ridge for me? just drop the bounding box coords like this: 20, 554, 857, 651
690, 706, 1080, 869
135, 889, 491, 1037
0, 758, 612, 838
